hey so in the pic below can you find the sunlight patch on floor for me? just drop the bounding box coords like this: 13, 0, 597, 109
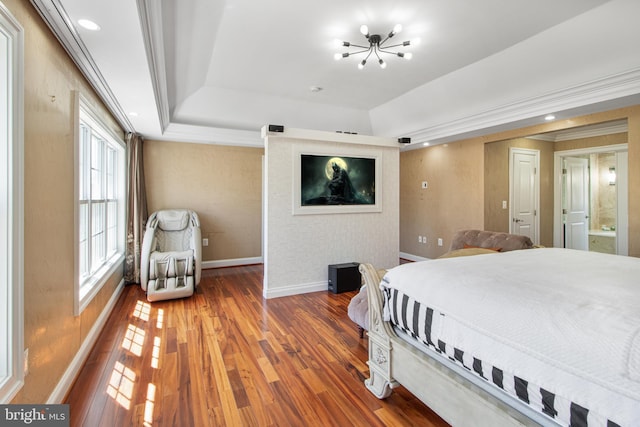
106, 361, 136, 410
156, 308, 164, 329
133, 300, 151, 321
151, 336, 161, 369
122, 324, 146, 356
143, 382, 156, 426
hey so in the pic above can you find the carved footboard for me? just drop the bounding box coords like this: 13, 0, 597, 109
358, 262, 539, 427
358, 263, 399, 398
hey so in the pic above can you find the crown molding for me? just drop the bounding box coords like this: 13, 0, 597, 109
136, 0, 170, 133
30, 0, 134, 133
527, 121, 627, 142
158, 122, 263, 147
404, 67, 640, 146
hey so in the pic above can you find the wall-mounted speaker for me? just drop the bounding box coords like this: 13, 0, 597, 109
268, 124, 284, 132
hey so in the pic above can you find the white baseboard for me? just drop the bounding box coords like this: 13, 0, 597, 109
399, 252, 430, 262
202, 256, 263, 269
263, 281, 327, 299
47, 279, 125, 404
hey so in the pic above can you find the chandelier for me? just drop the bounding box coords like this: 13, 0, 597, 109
334, 24, 413, 69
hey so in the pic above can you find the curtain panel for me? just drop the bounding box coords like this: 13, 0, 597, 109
124, 133, 148, 284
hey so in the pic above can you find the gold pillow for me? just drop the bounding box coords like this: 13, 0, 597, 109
463, 243, 501, 251
438, 247, 501, 259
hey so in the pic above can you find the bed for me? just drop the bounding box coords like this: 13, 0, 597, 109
360, 244, 640, 426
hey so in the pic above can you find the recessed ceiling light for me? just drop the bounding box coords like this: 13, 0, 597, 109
423, 142, 430, 146
78, 19, 100, 31
545, 114, 556, 121
309, 86, 323, 93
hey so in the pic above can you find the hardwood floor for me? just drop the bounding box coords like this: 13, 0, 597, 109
65, 265, 449, 426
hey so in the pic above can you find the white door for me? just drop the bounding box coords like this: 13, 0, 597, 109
564, 157, 589, 250
510, 149, 539, 243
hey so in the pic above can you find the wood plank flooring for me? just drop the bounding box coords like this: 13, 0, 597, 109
65, 265, 449, 426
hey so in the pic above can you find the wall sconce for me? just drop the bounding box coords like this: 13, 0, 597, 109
608, 167, 616, 185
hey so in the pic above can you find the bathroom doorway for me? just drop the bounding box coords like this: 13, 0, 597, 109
554, 144, 628, 255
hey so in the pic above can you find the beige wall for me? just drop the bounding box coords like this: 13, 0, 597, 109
484, 138, 559, 247
6, 0, 124, 403
483, 133, 626, 248
400, 141, 485, 259
144, 140, 264, 262
400, 105, 640, 258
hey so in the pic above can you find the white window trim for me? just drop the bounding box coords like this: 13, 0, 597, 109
74, 92, 126, 316
0, 1, 24, 403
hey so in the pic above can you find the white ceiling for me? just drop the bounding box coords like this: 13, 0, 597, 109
35, 0, 640, 147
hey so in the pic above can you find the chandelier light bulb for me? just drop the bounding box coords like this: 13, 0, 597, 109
379, 59, 387, 69
358, 60, 366, 70
393, 24, 402, 34
360, 24, 369, 36
404, 52, 413, 60
334, 53, 342, 61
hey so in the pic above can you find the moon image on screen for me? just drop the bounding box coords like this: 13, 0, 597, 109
325, 157, 348, 179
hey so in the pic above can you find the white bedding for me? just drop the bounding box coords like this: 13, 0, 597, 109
381, 248, 640, 426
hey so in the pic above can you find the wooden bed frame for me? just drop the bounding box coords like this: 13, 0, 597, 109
359, 263, 550, 427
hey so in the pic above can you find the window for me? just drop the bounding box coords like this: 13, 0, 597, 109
0, 2, 24, 403
75, 94, 125, 315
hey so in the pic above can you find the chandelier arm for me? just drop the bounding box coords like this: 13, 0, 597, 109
345, 48, 372, 56
379, 35, 391, 46
377, 48, 401, 55
380, 42, 409, 49
348, 43, 371, 49
363, 49, 374, 62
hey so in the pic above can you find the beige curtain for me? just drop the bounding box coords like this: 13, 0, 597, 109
124, 133, 148, 284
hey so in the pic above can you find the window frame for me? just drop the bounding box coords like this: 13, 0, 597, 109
0, 1, 24, 403
74, 92, 126, 316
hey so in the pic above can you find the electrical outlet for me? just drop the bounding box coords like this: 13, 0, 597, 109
437, 238, 443, 247
202, 238, 209, 247
502, 200, 508, 209
422, 236, 427, 244
418, 236, 422, 243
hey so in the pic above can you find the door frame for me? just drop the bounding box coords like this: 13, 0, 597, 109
553, 143, 628, 251
509, 148, 540, 244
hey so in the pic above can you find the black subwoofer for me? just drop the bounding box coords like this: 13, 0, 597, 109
328, 262, 361, 294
